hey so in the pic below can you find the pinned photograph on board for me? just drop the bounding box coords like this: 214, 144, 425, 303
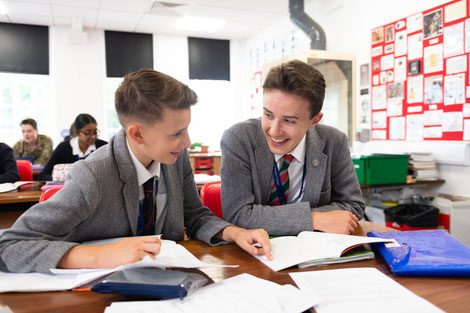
423, 9, 443, 39
385, 25, 394, 42
388, 82, 404, 99
360, 63, 370, 87
424, 75, 443, 104
372, 27, 384, 44
408, 60, 421, 75
372, 60, 381, 72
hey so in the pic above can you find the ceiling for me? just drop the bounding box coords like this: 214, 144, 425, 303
0, 0, 314, 40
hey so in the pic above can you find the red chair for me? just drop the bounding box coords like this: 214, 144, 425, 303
39, 187, 63, 202
16, 160, 33, 181
200, 181, 223, 218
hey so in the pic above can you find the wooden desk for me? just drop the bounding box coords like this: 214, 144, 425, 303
0, 183, 44, 205
0, 221, 468, 313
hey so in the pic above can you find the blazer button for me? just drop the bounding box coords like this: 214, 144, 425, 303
312, 158, 320, 167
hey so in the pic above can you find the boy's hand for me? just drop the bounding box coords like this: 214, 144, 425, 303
220, 226, 273, 260
311, 210, 359, 234
58, 236, 161, 269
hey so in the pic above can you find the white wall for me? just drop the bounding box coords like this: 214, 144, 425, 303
50, 26, 106, 144
241, 0, 470, 197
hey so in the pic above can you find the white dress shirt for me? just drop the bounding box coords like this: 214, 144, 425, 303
273, 134, 306, 204
70, 136, 97, 158
127, 140, 168, 234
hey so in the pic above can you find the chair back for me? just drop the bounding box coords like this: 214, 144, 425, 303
16, 160, 33, 181
39, 186, 63, 202
200, 181, 223, 218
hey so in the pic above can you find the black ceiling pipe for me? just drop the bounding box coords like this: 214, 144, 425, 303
289, 0, 326, 50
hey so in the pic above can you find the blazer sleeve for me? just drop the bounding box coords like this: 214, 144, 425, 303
0, 162, 101, 273
312, 133, 365, 219
179, 150, 232, 245
0, 144, 20, 183
220, 128, 314, 236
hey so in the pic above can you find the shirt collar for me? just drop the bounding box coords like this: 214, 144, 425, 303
274, 134, 306, 163
126, 139, 161, 186
70, 136, 97, 158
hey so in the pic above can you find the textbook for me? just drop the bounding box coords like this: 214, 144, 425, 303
0, 181, 30, 193
367, 229, 470, 276
254, 231, 395, 272
297, 245, 374, 268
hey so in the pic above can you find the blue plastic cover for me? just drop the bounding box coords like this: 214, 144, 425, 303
367, 229, 470, 276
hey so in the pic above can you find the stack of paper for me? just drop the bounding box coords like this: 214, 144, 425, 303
408, 152, 438, 181
0, 240, 237, 293
290, 268, 444, 313
104, 274, 318, 313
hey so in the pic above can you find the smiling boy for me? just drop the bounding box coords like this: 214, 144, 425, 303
220, 60, 364, 236
0, 69, 271, 273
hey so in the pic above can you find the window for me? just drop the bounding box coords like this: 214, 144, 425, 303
188, 80, 233, 151
0, 72, 53, 146
104, 77, 123, 140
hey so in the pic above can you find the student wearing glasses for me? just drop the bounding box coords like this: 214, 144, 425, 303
38, 114, 107, 181
220, 60, 365, 236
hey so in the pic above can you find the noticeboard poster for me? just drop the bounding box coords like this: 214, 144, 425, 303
370, 0, 470, 141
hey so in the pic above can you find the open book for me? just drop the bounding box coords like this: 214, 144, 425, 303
255, 231, 395, 272
0, 181, 31, 193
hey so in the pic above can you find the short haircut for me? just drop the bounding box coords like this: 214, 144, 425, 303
263, 59, 326, 118
20, 118, 37, 130
115, 69, 198, 127
73, 114, 97, 131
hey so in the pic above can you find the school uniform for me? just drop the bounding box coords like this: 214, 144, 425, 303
38, 137, 108, 181
0, 129, 231, 273
220, 118, 365, 236
0, 143, 20, 183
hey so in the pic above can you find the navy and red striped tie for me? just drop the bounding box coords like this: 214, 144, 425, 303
268, 154, 294, 206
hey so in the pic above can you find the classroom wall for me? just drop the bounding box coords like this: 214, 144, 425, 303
240, 0, 470, 197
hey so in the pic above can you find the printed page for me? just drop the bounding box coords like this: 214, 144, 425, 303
290, 268, 444, 313
104, 273, 318, 313
255, 232, 394, 272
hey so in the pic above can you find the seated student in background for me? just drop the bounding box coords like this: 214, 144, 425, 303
0, 143, 20, 183
0, 69, 271, 273
220, 60, 365, 236
13, 118, 53, 165
38, 114, 107, 181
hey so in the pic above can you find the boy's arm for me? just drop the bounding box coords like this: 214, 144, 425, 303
57, 236, 161, 269
220, 128, 313, 236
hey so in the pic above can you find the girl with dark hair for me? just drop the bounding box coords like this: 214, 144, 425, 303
38, 114, 108, 181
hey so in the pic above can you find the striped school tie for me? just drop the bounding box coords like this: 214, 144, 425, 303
142, 177, 156, 235
268, 154, 294, 206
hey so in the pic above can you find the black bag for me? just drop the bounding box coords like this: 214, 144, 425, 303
384, 204, 439, 228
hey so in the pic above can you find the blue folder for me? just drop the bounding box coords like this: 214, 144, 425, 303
367, 229, 470, 276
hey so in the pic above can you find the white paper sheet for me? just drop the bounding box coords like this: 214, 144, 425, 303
424, 44, 443, 73
446, 54, 467, 75
372, 85, 386, 109
407, 114, 424, 141
444, 22, 464, 58
424, 110, 443, 126
443, 111, 463, 132
408, 33, 423, 60
389, 116, 406, 140
395, 31, 407, 56
387, 98, 403, 117
104, 274, 319, 313
381, 54, 394, 70
424, 126, 443, 139
372, 110, 387, 129
407, 13, 422, 34
0, 182, 31, 193
444, 73, 465, 105
424, 75, 443, 104
253, 232, 394, 272
394, 56, 407, 82
465, 19, 470, 53
445, 0, 466, 23
372, 129, 387, 140
290, 268, 444, 313
464, 119, 470, 140
407, 75, 424, 103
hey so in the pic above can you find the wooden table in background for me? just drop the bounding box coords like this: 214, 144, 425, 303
0, 182, 44, 205
0, 221, 468, 313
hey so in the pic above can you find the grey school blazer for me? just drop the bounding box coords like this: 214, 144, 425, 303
0, 129, 231, 273
220, 118, 365, 236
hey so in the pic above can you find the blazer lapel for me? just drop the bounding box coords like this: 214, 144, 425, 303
302, 128, 327, 206
255, 126, 275, 203
113, 129, 140, 235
